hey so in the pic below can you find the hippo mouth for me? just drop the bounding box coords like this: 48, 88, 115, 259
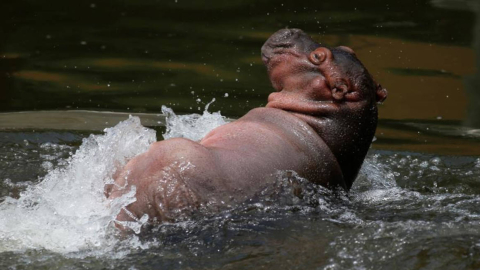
261, 45, 301, 67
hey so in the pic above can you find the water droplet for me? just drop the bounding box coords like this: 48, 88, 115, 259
429, 157, 441, 165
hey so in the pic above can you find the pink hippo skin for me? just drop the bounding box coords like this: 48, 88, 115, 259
106, 29, 387, 230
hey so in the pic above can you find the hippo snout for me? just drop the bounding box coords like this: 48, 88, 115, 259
261, 28, 321, 64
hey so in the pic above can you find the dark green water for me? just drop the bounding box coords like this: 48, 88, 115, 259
1, 0, 480, 269
1, 0, 478, 120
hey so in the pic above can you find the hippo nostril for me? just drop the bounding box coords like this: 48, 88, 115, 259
271, 43, 294, 49
264, 42, 295, 55
264, 28, 306, 49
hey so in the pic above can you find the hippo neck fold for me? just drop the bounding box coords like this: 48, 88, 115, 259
267, 98, 377, 190
313, 102, 378, 190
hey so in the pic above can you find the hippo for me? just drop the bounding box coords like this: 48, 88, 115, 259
106, 28, 387, 230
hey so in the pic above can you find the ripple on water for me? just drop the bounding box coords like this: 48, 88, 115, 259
321, 152, 480, 269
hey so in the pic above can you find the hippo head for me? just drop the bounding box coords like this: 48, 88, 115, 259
262, 29, 387, 189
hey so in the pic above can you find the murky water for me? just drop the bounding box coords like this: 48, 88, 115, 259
1, 0, 480, 269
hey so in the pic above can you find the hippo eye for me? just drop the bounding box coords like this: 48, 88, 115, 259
310, 52, 326, 64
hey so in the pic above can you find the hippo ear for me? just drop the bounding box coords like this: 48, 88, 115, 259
376, 83, 387, 104
337, 46, 356, 56
309, 47, 333, 65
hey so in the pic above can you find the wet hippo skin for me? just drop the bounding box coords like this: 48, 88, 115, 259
107, 29, 387, 229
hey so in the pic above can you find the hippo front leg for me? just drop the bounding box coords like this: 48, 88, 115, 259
109, 165, 200, 230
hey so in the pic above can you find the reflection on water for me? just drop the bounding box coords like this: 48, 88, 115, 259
430, 0, 480, 128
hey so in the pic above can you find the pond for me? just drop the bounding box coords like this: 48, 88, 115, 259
1, 0, 480, 269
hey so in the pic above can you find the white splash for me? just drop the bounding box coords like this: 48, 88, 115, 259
0, 116, 156, 255
162, 98, 228, 141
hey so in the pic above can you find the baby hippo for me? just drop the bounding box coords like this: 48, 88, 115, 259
107, 29, 387, 230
